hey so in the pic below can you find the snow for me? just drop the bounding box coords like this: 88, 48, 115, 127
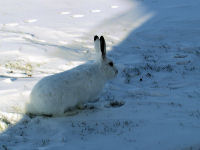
0, 0, 200, 149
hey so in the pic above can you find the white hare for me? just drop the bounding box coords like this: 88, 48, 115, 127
26, 35, 118, 116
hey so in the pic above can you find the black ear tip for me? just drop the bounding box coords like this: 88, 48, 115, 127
94, 35, 99, 41
100, 36, 104, 41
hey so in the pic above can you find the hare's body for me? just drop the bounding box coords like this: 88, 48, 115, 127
26, 35, 118, 116
27, 63, 106, 115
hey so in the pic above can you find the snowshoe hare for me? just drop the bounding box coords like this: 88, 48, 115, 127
26, 35, 118, 116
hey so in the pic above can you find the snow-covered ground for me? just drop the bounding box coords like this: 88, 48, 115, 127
0, 0, 200, 149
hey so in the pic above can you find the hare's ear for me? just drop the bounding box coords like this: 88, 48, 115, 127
94, 35, 100, 53
100, 36, 106, 59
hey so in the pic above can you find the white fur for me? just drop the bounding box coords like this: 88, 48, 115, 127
26, 36, 117, 116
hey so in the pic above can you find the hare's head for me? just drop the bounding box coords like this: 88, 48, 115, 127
94, 35, 118, 79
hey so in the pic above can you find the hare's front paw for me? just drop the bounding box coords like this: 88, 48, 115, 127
77, 103, 87, 110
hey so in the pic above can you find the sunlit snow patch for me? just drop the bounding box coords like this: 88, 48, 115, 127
91, 9, 101, 13
111, 5, 119, 9
58, 41, 68, 45
72, 14, 85, 18
24, 19, 37, 23
4, 23, 19, 27
60, 11, 71, 15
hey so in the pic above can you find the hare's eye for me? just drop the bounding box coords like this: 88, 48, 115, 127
108, 62, 113, 67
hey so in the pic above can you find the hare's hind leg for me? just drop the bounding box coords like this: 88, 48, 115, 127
26, 113, 53, 118
64, 107, 79, 116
